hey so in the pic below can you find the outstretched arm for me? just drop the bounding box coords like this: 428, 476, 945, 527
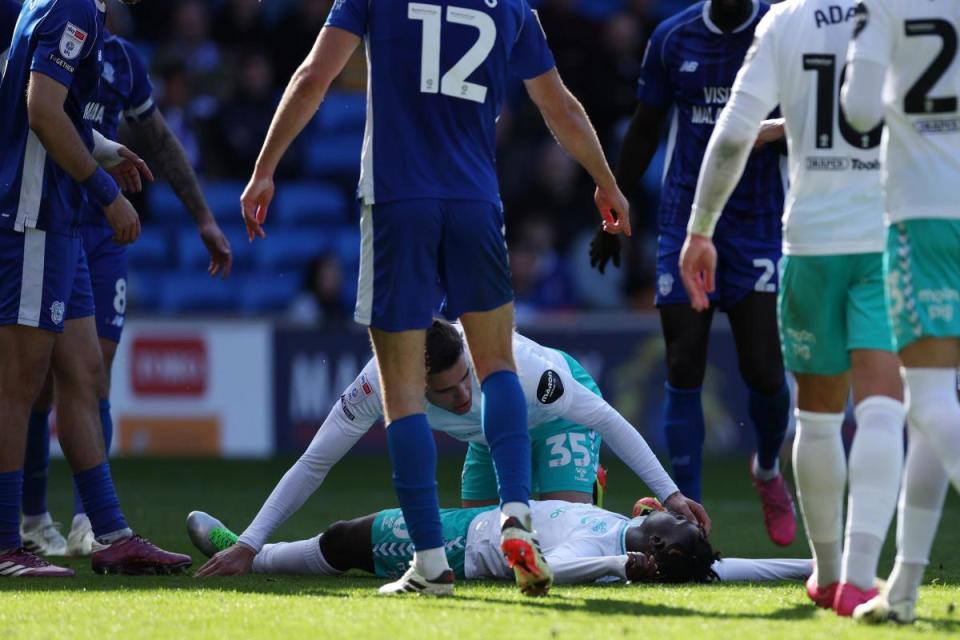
524, 70, 631, 236
241, 26, 360, 240
712, 558, 812, 582
131, 111, 232, 277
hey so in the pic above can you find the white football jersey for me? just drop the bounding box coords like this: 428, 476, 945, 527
848, 0, 960, 222
733, 0, 885, 255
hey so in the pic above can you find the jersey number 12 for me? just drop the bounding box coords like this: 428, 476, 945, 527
409, 3, 496, 104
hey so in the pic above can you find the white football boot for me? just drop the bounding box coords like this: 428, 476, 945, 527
20, 513, 67, 557
854, 593, 917, 625
67, 514, 107, 557
378, 563, 455, 596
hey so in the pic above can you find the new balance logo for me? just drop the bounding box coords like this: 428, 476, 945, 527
680, 61, 699, 73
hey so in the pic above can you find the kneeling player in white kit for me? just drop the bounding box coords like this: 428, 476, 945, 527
187, 501, 809, 586
679, 0, 908, 617
195, 320, 709, 590
842, 0, 960, 624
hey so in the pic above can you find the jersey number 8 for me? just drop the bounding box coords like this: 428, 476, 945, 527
408, 3, 497, 104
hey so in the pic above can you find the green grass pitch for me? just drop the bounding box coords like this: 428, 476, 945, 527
1, 455, 958, 639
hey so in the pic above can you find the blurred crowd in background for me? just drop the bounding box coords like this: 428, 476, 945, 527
106, 0, 710, 324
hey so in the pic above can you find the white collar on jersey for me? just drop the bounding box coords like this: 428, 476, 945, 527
96, 0, 107, 12
701, 0, 760, 35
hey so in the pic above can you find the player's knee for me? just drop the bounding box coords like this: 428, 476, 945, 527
319, 521, 353, 567
666, 356, 706, 389
739, 356, 784, 396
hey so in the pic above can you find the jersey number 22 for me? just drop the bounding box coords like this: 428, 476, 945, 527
409, 3, 496, 104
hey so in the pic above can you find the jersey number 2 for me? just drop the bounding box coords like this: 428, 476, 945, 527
408, 3, 496, 104
904, 20, 958, 115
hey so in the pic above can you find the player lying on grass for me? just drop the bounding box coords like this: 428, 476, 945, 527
188, 500, 809, 589
195, 320, 708, 584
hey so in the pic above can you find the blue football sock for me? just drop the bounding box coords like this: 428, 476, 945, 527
0, 470, 24, 551
385, 414, 443, 551
74, 399, 115, 516
22, 410, 50, 517
749, 381, 791, 472
663, 383, 705, 502
73, 463, 128, 538
480, 370, 530, 506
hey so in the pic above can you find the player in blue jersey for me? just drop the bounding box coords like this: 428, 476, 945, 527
0, 0, 191, 577
590, 0, 795, 547
203, 0, 630, 596
0, 0, 16, 68
17, 23, 233, 557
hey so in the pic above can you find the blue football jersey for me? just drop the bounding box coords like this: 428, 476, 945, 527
638, 0, 784, 230
0, 0, 106, 234
79, 32, 155, 226
326, 0, 555, 206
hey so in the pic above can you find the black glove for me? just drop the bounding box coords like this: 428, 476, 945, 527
589, 226, 622, 274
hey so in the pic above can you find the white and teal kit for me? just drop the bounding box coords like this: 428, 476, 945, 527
236, 331, 680, 553
256, 500, 812, 584
846, 0, 960, 350
688, 0, 895, 375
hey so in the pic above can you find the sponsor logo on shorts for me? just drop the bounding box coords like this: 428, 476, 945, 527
919, 288, 959, 322
49, 301, 65, 326
786, 328, 816, 361
658, 272, 674, 297
537, 370, 564, 404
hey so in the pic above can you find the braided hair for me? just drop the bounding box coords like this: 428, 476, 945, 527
650, 530, 721, 584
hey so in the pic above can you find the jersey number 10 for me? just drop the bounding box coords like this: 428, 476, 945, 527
803, 54, 882, 150
409, 3, 496, 104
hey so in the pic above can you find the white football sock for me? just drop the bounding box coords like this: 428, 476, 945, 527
902, 368, 960, 489
842, 396, 906, 589
500, 501, 532, 529
413, 546, 450, 580
886, 424, 950, 604
20, 512, 53, 531
793, 410, 846, 586
253, 535, 341, 575
752, 456, 780, 482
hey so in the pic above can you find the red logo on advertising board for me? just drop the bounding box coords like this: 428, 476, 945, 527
132, 337, 207, 396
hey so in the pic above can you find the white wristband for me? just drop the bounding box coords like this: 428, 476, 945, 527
92, 130, 124, 168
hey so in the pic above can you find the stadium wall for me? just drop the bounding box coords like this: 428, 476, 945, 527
51, 317, 781, 458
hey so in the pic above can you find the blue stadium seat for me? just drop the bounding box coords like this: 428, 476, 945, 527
127, 270, 163, 312
332, 225, 361, 267
145, 180, 246, 225
126, 228, 173, 270
157, 273, 239, 313
303, 132, 363, 179
201, 180, 247, 221
239, 274, 302, 314
252, 228, 331, 273
272, 182, 349, 226
146, 183, 185, 222
177, 226, 256, 273
315, 91, 367, 134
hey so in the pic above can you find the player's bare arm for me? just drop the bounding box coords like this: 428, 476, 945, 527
523, 69, 631, 237
241, 26, 360, 242
133, 110, 233, 277
27, 71, 140, 244
840, 59, 886, 132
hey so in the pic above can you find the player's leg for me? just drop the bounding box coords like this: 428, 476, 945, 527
252, 516, 375, 576
53, 250, 190, 574
67, 228, 125, 553
835, 253, 906, 614
658, 302, 714, 502
0, 227, 75, 576
778, 255, 852, 600
356, 200, 452, 593
19, 372, 67, 556
655, 224, 714, 502
443, 200, 548, 595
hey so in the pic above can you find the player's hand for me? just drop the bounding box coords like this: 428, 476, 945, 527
105, 146, 155, 194
594, 186, 632, 237
198, 219, 233, 278
625, 552, 658, 583
663, 491, 712, 537
102, 194, 141, 245
753, 118, 786, 150
679, 233, 717, 312
194, 543, 256, 577
240, 173, 274, 242
589, 225, 622, 274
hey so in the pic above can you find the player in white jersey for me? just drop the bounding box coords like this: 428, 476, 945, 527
841, 0, 960, 624
678, 0, 908, 617
187, 502, 810, 588
195, 320, 708, 579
